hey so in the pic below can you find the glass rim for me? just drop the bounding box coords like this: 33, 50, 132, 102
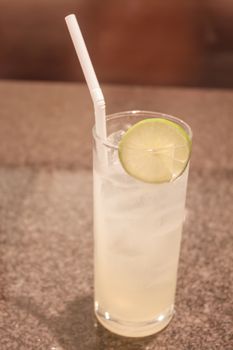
92, 110, 192, 150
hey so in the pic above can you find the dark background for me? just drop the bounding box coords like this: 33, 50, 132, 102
0, 0, 233, 88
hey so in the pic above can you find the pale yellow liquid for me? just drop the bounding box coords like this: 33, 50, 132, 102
93, 144, 189, 337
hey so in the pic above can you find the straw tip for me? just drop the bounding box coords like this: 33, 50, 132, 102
65, 14, 76, 22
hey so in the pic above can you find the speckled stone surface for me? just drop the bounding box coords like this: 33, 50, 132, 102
0, 80, 232, 350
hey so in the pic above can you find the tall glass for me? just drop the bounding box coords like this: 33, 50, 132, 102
93, 111, 192, 337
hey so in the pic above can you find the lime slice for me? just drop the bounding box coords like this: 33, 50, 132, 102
118, 118, 191, 183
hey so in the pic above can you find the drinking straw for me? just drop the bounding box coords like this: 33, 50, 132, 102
65, 14, 107, 141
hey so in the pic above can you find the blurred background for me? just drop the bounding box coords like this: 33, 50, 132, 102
0, 0, 233, 88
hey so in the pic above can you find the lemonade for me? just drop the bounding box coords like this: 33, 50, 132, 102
93, 111, 192, 337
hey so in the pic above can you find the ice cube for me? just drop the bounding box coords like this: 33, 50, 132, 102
107, 130, 125, 146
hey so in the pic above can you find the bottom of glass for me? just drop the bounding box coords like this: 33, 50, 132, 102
95, 306, 174, 338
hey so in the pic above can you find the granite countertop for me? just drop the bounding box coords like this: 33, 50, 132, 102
0, 80, 232, 350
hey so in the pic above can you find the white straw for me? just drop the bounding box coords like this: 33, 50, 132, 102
65, 14, 107, 141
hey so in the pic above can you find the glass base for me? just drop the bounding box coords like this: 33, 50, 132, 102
95, 306, 174, 338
